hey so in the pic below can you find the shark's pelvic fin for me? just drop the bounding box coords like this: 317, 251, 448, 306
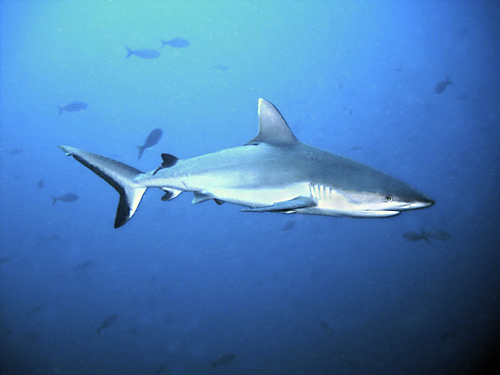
246, 98, 298, 145
59, 145, 147, 228
242, 196, 316, 213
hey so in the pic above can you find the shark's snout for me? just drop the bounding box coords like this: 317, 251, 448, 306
401, 196, 434, 210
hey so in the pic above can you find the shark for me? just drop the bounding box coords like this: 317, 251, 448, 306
59, 99, 434, 228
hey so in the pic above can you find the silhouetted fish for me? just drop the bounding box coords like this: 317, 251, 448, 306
57, 101, 88, 115
0, 257, 11, 264
343, 106, 353, 115
152, 365, 166, 375
441, 332, 457, 341
137, 128, 163, 159
52, 193, 79, 205
435, 76, 453, 94
123, 329, 138, 335
160, 37, 190, 48
73, 260, 96, 271
96, 314, 118, 334
281, 220, 295, 232
6, 148, 23, 154
37, 180, 44, 188
403, 230, 430, 243
213, 65, 229, 71
404, 229, 450, 243
27, 306, 42, 316
210, 353, 236, 369
427, 229, 451, 241
125, 47, 160, 59
47, 234, 61, 241
319, 321, 333, 332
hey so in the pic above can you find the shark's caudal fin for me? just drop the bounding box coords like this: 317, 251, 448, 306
59, 145, 147, 228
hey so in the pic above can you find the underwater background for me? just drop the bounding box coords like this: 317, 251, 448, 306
1, 1, 499, 374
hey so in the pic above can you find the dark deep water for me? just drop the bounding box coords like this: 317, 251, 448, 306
1, 1, 500, 374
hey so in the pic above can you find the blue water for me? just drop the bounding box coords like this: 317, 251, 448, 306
1, 1, 499, 374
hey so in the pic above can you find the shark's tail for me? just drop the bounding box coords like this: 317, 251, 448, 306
57, 106, 64, 116
58, 145, 147, 228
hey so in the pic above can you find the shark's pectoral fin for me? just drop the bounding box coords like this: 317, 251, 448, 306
242, 196, 316, 213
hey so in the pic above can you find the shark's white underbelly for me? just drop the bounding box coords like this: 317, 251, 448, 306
206, 182, 311, 208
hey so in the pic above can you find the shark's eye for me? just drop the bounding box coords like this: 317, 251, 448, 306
385, 195, 393, 202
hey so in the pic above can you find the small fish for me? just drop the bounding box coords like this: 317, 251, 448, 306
342, 106, 353, 115
340, 356, 357, 369
6, 148, 23, 154
441, 332, 457, 341
403, 230, 430, 243
213, 65, 229, 71
210, 353, 236, 370
281, 220, 295, 232
96, 314, 118, 334
160, 37, 190, 48
427, 229, 451, 241
47, 234, 61, 241
27, 306, 42, 316
57, 101, 88, 115
435, 76, 453, 94
73, 260, 96, 271
123, 329, 138, 335
152, 365, 166, 375
319, 321, 333, 333
125, 47, 160, 59
37, 180, 44, 188
0, 257, 11, 264
137, 129, 163, 159
350, 146, 363, 151
52, 193, 79, 205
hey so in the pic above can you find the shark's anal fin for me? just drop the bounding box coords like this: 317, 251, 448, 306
161, 188, 182, 201
242, 196, 316, 213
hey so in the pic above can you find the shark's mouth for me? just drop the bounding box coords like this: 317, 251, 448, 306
362, 210, 401, 217
398, 201, 434, 210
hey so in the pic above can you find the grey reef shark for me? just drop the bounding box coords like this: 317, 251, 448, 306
59, 99, 433, 228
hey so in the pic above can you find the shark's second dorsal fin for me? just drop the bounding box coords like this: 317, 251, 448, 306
246, 99, 298, 145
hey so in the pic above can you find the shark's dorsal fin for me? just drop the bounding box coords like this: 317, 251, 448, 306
246, 99, 298, 145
